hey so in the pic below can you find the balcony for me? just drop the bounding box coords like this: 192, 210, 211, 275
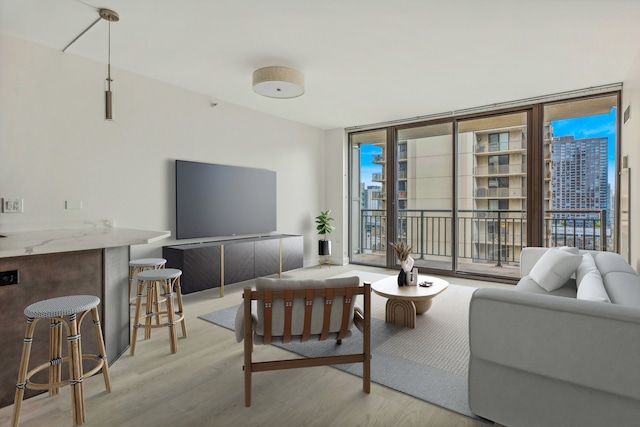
372, 173, 384, 182
372, 154, 385, 164
474, 164, 525, 176
475, 188, 526, 198
474, 142, 527, 154
354, 208, 611, 272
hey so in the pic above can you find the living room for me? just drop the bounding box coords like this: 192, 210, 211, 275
1, 1, 640, 426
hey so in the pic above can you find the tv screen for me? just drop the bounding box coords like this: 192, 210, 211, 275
175, 160, 277, 239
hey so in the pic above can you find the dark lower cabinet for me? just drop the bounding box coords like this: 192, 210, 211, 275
163, 235, 303, 294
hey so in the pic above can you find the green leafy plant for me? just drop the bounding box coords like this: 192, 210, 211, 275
315, 209, 335, 238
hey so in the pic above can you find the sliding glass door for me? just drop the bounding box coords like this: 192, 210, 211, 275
350, 129, 388, 266
394, 123, 454, 271
542, 94, 618, 251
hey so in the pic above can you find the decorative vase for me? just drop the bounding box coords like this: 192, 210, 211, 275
397, 256, 415, 286
397, 269, 406, 286
401, 256, 414, 273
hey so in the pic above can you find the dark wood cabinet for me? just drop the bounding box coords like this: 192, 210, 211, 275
163, 235, 303, 294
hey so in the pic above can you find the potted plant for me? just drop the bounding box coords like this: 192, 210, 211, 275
315, 209, 335, 256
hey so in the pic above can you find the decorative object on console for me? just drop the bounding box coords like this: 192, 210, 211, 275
389, 241, 414, 286
315, 209, 335, 258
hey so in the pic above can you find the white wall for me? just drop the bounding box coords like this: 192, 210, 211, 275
621, 48, 640, 272
0, 34, 329, 266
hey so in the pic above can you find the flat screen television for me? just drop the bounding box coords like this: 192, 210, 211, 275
175, 160, 277, 239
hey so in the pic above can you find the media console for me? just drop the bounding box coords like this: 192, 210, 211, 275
162, 234, 303, 295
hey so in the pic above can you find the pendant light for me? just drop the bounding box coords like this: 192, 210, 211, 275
99, 9, 119, 120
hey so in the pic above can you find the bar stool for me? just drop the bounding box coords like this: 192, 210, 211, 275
128, 258, 166, 305
131, 268, 188, 355
12, 295, 112, 427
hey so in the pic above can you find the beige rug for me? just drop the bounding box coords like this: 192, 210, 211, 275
199, 270, 480, 420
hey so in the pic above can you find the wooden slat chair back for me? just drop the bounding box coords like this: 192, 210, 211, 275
240, 276, 371, 407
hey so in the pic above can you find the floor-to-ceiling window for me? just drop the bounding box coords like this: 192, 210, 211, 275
350, 129, 388, 267
456, 111, 527, 279
348, 90, 620, 283
394, 122, 454, 271
542, 94, 619, 252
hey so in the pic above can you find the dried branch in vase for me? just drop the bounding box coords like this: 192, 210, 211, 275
389, 241, 412, 262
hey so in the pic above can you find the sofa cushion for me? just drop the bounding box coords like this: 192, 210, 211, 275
603, 272, 640, 307
593, 252, 637, 277
576, 253, 598, 288
515, 276, 577, 297
559, 246, 580, 255
528, 248, 583, 292
576, 269, 610, 303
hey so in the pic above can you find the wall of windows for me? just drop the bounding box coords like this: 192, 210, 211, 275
348, 91, 620, 282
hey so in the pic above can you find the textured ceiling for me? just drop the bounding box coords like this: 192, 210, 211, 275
2, 0, 640, 129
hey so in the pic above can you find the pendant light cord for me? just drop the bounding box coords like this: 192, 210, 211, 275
107, 21, 111, 90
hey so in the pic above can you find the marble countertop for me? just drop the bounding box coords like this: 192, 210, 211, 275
0, 226, 170, 258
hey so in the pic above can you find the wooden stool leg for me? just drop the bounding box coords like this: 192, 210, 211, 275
12, 318, 39, 427
153, 279, 163, 327
174, 277, 188, 338
90, 307, 112, 392
144, 280, 157, 340
131, 279, 145, 356
164, 279, 178, 353
67, 313, 85, 426
128, 266, 135, 305
49, 318, 63, 396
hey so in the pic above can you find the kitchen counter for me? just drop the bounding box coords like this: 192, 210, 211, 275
0, 223, 170, 408
0, 225, 170, 258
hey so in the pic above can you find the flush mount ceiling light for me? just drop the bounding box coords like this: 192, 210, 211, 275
252, 66, 305, 99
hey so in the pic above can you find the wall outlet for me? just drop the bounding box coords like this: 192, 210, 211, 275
0, 270, 19, 286
65, 200, 83, 210
2, 198, 24, 213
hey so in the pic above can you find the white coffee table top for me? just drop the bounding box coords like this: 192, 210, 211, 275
371, 274, 449, 301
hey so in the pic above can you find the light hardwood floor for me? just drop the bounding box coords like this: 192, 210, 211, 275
1, 264, 508, 427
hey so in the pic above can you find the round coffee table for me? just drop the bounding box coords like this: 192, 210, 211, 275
371, 274, 449, 328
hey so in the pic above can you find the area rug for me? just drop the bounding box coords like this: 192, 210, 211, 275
199, 271, 482, 421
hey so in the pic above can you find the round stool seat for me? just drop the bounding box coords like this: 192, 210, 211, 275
24, 295, 100, 319
129, 258, 166, 268
137, 268, 182, 281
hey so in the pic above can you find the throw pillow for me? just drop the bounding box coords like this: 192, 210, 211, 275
576, 269, 610, 303
576, 253, 598, 288
528, 248, 583, 292
559, 246, 580, 255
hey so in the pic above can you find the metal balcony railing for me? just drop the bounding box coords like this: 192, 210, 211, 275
474, 164, 526, 175
358, 208, 610, 267
475, 142, 527, 153
475, 188, 526, 198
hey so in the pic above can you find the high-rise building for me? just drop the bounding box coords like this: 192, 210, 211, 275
551, 135, 609, 222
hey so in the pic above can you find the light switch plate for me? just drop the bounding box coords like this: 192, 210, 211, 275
2, 198, 24, 213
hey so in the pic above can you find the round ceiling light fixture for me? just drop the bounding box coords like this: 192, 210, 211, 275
252, 66, 305, 99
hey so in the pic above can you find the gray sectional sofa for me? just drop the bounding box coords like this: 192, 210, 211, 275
468, 248, 640, 427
